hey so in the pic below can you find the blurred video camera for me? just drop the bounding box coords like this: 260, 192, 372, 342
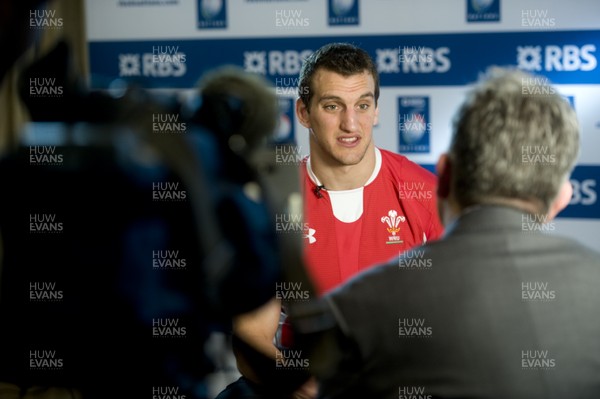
0, 40, 303, 398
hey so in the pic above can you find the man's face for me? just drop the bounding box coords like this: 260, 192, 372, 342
296, 69, 379, 167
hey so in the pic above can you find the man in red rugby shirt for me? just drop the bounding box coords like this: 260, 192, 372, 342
217, 42, 443, 399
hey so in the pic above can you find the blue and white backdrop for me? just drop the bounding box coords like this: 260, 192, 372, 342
85, 0, 599, 250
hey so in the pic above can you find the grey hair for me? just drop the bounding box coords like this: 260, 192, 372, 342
449, 66, 580, 213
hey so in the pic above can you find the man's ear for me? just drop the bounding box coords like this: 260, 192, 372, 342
547, 179, 573, 221
436, 153, 452, 200
296, 98, 310, 129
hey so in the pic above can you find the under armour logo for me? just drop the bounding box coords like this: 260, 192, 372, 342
303, 228, 316, 244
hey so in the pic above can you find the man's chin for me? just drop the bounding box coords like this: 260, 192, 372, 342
333, 155, 364, 167
332, 146, 371, 166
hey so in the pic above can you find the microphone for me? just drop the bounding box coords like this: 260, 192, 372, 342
314, 185, 325, 198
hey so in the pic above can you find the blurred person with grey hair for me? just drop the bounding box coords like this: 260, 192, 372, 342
287, 66, 600, 399
438, 66, 579, 224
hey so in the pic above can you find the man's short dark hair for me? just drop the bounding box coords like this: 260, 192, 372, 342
298, 42, 380, 108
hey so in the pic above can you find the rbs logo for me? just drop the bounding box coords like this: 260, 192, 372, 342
244, 50, 313, 76
570, 179, 597, 206
118, 52, 187, 78
560, 166, 599, 219
517, 44, 597, 72
376, 47, 451, 74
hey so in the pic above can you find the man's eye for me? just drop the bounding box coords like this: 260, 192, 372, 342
358, 103, 370, 110
324, 104, 338, 111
